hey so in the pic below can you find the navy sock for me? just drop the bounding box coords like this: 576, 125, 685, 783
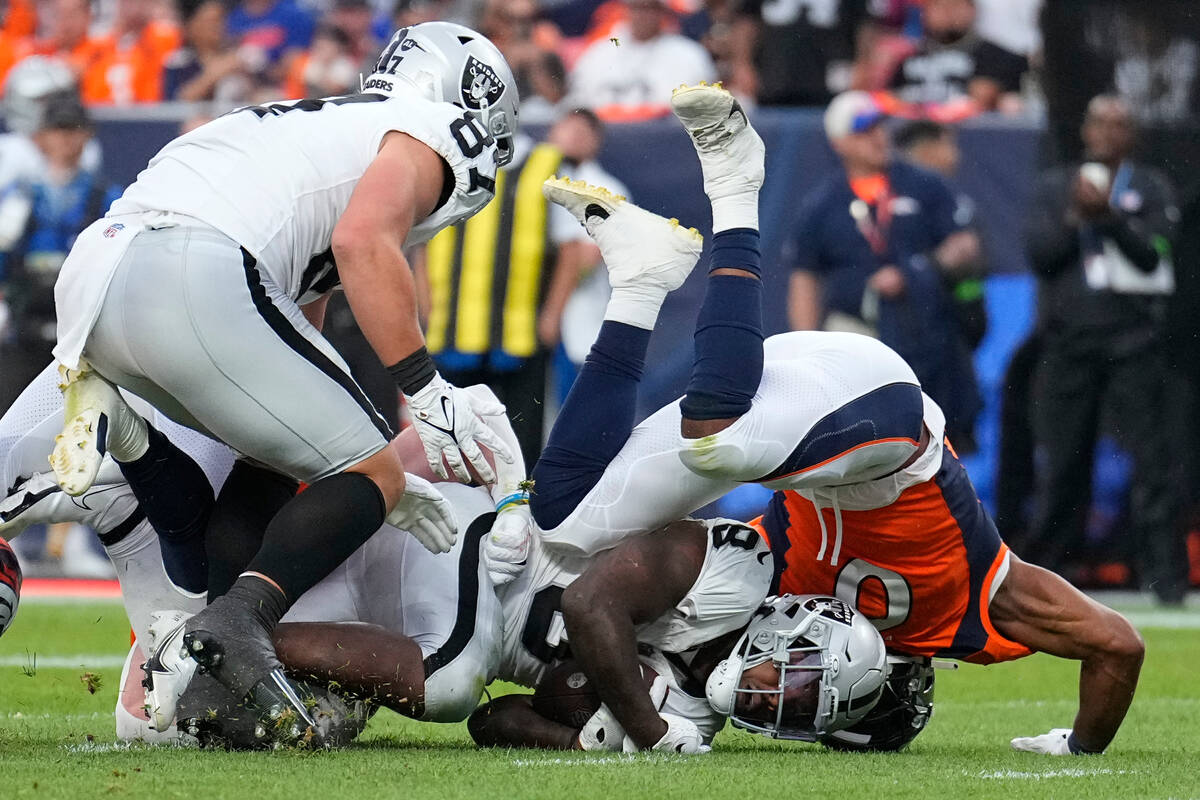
117, 425, 212, 593
680, 272, 764, 421
245, 471, 386, 602
531, 321, 651, 530
709, 227, 761, 276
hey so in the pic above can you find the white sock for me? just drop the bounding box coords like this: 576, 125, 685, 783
711, 192, 759, 233
603, 285, 669, 330
104, 519, 206, 647
111, 411, 149, 463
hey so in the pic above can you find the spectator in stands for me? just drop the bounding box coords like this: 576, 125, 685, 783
787, 90, 981, 447
480, 0, 560, 98
27, 0, 111, 103
519, 50, 568, 125
326, 0, 381, 73
227, 0, 315, 91
1024, 94, 1186, 605
91, 0, 181, 104
285, 24, 359, 97
727, 0, 873, 106
165, 0, 252, 103
567, 0, 715, 121
0, 92, 121, 410
894, 118, 987, 348
887, 0, 1028, 113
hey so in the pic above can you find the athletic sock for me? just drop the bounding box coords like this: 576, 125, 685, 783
243, 471, 386, 603
680, 228, 764, 421
117, 425, 212, 593
206, 461, 298, 601
531, 321, 651, 530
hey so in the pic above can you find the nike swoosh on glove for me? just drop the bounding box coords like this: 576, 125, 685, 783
404, 375, 514, 484
1010, 728, 1075, 755
386, 473, 458, 554
625, 712, 710, 754
578, 703, 627, 751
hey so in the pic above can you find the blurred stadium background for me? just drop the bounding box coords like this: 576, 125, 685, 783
0, 0, 1198, 600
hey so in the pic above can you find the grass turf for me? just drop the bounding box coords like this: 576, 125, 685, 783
1, 599, 1197, 800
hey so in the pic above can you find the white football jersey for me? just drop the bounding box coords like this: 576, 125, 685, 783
495, 517, 773, 690
109, 88, 499, 303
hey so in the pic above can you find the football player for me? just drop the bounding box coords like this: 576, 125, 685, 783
0, 366, 521, 746
506, 83, 1144, 757
44, 22, 520, 741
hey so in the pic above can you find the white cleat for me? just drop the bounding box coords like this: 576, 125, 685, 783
142, 609, 197, 732
671, 82, 765, 201
0, 468, 137, 537
542, 176, 703, 294
50, 360, 148, 496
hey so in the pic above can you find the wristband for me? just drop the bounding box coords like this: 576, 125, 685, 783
387, 347, 437, 395
495, 491, 529, 514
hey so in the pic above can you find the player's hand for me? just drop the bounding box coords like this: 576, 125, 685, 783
404, 375, 514, 484
386, 473, 458, 554
484, 509, 530, 585
578, 704, 627, 751
626, 712, 710, 754
1010, 728, 1076, 756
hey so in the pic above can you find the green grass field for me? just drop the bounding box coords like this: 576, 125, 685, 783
1, 597, 1197, 800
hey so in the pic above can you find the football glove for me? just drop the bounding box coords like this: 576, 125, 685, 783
386, 473, 457, 554
404, 375, 514, 484
484, 510, 530, 586
578, 704, 626, 751
1010, 728, 1076, 756
626, 712, 710, 754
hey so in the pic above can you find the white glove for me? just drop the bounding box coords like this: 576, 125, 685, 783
625, 712, 711, 754
386, 473, 458, 554
484, 509, 530, 585
404, 375, 514, 484
1010, 728, 1077, 756
578, 704, 626, 751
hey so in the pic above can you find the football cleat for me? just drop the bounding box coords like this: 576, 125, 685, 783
671, 82, 765, 201
143, 610, 198, 732
50, 359, 148, 496
542, 176, 703, 294
0, 469, 136, 537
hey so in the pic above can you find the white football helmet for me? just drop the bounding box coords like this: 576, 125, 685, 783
364, 22, 519, 166
706, 595, 886, 741
3, 56, 78, 136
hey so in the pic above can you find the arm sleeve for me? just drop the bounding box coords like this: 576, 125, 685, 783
1024, 170, 1080, 278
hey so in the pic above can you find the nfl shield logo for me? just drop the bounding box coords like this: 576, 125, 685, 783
103, 223, 125, 238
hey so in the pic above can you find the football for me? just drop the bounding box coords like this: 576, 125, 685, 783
0, 536, 22, 637
531, 659, 658, 729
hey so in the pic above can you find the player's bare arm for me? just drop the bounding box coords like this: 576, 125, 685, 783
990, 555, 1144, 753
332, 130, 446, 366
273, 621, 428, 717
560, 522, 708, 748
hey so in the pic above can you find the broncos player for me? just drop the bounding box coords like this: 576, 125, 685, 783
44, 22, 520, 740
504, 83, 1144, 757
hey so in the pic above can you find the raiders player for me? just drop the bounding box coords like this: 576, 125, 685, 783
45, 22, 520, 741
509, 84, 1144, 757
0, 369, 520, 745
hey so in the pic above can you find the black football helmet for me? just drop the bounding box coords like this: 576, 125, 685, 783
819, 654, 935, 752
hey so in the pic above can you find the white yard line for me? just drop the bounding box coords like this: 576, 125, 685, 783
973, 769, 1132, 780
0, 654, 126, 668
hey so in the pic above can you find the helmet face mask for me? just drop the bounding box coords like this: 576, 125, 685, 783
364, 22, 519, 167
821, 655, 936, 752
707, 595, 887, 741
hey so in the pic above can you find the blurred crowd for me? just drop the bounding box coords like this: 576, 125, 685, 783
0, 0, 1040, 120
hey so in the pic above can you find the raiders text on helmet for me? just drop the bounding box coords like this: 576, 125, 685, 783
364, 22, 519, 167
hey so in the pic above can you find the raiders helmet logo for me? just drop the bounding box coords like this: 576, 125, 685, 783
461, 55, 505, 111
804, 596, 854, 625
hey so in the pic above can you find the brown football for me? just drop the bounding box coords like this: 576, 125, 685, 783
530, 659, 659, 729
